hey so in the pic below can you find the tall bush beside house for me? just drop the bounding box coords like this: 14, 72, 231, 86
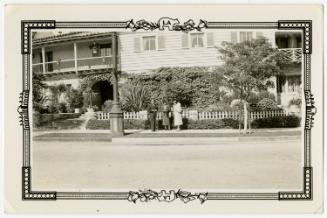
123, 67, 227, 109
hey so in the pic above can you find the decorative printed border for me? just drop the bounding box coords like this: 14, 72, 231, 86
19, 18, 316, 202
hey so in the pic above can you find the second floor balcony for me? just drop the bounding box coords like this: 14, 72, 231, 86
32, 32, 118, 76
32, 56, 115, 75
279, 48, 302, 63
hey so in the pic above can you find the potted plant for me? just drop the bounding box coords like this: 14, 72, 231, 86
68, 89, 84, 113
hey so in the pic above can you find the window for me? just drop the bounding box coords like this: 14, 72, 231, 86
240, 32, 253, 42
191, 33, 204, 48
288, 76, 301, 93
277, 76, 286, 93
143, 36, 156, 51
45, 51, 53, 72
100, 44, 111, 57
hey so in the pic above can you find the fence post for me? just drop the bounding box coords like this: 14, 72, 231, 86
139, 110, 148, 120
189, 110, 199, 120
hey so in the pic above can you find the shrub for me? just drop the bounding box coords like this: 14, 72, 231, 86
183, 119, 239, 129
124, 67, 227, 109
257, 98, 278, 111
288, 98, 302, 107
33, 112, 42, 128
251, 115, 301, 128
48, 103, 59, 114
86, 119, 110, 130
120, 82, 150, 112
284, 115, 301, 127
35, 119, 84, 130
124, 119, 150, 129
222, 118, 241, 129
257, 91, 276, 102
58, 102, 67, 113
86, 119, 151, 130
68, 89, 84, 109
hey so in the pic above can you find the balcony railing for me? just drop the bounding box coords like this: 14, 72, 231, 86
279, 48, 302, 63
32, 56, 113, 74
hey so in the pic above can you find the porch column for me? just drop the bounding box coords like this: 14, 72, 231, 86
109, 32, 124, 136
74, 43, 78, 73
41, 47, 46, 73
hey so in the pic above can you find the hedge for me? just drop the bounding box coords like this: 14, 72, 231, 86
34, 119, 84, 130
183, 118, 239, 129
85, 115, 300, 130
33, 112, 81, 128
86, 119, 151, 130
251, 115, 301, 128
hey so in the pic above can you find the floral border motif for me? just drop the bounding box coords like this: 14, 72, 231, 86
126, 17, 208, 32
18, 91, 30, 129
20, 19, 314, 202
304, 90, 316, 130
128, 189, 208, 203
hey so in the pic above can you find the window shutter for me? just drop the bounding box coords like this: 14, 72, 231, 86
231, 31, 237, 43
256, 32, 263, 38
247, 32, 253, 41
181, 33, 189, 48
134, 37, 141, 53
158, 35, 166, 50
207, 32, 215, 47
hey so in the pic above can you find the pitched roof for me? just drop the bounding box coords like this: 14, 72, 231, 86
32, 31, 114, 47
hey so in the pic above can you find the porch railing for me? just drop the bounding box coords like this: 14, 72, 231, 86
32, 56, 113, 74
279, 48, 302, 63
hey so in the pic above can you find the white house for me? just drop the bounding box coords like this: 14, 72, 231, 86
32, 29, 302, 109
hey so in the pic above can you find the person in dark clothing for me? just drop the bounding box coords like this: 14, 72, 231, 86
161, 101, 171, 130
148, 100, 157, 132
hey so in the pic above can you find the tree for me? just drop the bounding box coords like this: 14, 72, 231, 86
218, 36, 289, 132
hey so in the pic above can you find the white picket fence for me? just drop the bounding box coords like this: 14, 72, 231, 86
96, 109, 286, 121
96, 111, 142, 120
198, 111, 239, 120
250, 110, 286, 120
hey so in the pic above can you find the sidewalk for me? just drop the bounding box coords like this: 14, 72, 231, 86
33, 127, 301, 135
33, 128, 301, 142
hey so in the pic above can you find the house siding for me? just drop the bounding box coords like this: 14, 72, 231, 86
118, 29, 276, 73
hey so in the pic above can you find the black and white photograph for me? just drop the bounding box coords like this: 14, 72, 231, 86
31, 27, 305, 191
3, 3, 324, 214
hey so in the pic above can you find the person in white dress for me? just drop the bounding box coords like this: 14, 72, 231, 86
173, 100, 183, 130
